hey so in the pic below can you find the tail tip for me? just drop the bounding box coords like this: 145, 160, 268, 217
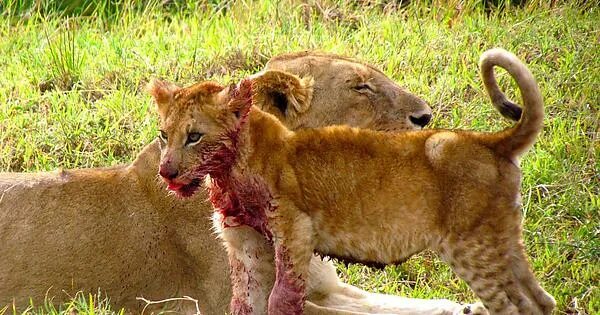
480, 47, 512, 64
498, 100, 523, 121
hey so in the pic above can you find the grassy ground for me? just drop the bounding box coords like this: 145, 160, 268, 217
0, 0, 598, 314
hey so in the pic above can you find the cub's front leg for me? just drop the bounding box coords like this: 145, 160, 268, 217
215, 214, 275, 315
267, 203, 316, 315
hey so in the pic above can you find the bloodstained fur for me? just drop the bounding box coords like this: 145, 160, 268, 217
269, 246, 305, 315
208, 175, 275, 240
229, 254, 254, 314
196, 80, 305, 313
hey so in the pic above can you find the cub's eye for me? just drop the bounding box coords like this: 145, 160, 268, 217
159, 130, 168, 142
353, 83, 375, 93
186, 132, 203, 145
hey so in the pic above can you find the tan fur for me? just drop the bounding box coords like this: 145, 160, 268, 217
154, 48, 555, 315
0, 53, 480, 314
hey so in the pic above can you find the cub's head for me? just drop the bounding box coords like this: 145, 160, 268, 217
148, 79, 253, 198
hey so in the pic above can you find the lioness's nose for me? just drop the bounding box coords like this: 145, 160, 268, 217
409, 113, 432, 128
159, 166, 179, 180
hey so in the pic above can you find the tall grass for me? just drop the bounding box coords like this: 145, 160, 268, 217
41, 19, 84, 91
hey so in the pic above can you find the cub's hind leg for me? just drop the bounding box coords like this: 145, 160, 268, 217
438, 224, 538, 315
509, 240, 556, 314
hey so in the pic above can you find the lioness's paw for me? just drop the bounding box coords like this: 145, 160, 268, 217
456, 302, 489, 315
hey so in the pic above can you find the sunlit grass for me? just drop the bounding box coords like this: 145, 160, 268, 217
0, 291, 124, 315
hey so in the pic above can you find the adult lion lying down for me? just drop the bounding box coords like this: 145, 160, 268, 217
1, 53, 484, 314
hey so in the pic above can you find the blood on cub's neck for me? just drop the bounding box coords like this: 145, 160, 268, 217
196, 82, 285, 241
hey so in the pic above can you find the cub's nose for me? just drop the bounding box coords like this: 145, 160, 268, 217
159, 166, 179, 180
409, 113, 432, 128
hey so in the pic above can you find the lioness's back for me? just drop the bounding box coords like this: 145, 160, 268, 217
0, 166, 171, 310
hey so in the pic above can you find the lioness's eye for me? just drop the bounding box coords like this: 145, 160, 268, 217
186, 132, 203, 145
159, 130, 168, 142
353, 83, 375, 93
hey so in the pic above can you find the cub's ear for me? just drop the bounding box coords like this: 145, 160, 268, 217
250, 70, 314, 118
220, 81, 252, 118
146, 79, 180, 114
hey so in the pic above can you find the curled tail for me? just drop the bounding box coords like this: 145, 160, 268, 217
480, 48, 544, 159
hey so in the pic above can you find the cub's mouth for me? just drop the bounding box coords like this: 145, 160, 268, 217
165, 178, 202, 198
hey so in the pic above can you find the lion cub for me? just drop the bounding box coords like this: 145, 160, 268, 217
149, 49, 555, 315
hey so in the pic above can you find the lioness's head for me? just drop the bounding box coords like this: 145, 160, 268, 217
148, 79, 253, 197
264, 52, 432, 130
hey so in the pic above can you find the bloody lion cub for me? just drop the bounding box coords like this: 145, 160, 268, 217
150, 48, 555, 315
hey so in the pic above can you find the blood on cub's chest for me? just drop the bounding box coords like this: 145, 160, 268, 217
208, 175, 276, 241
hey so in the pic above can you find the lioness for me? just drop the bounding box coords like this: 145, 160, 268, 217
152, 48, 555, 315
0, 53, 480, 314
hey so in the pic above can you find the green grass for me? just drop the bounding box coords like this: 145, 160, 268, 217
0, 290, 124, 315
0, 0, 598, 314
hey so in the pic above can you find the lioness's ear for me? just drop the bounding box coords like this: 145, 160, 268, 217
250, 70, 314, 118
146, 79, 180, 114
